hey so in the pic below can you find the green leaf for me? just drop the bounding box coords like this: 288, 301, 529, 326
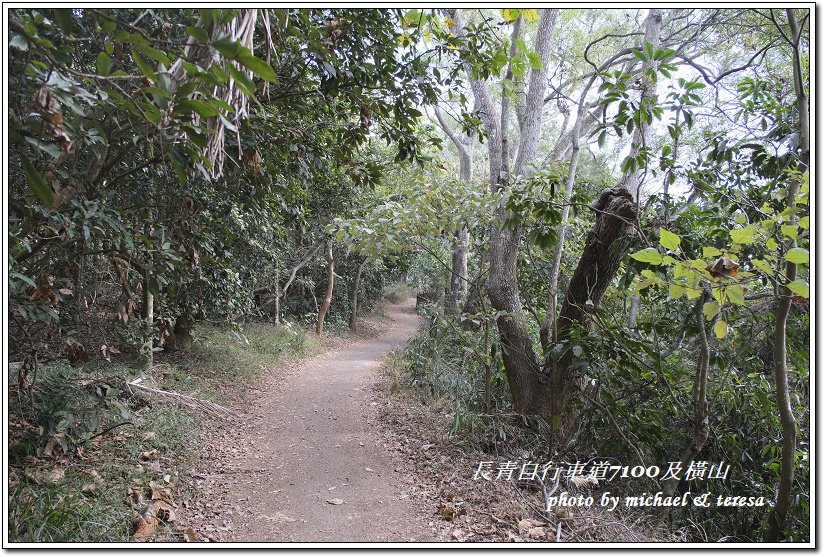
659, 228, 681, 251
237, 54, 278, 82
726, 284, 745, 306
177, 99, 219, 117
703, 301, 720, 321
766, 237, 778, 251
526, 51, 542, 70
702, 246, 721, 258
96, 51, 113, 76
730, 225, 757, 245
226, 63, 256, 98
713, 319, 728, 339
785, 248, 809, 265
780, 225, 798, 240
131, 48, 156, 82
510, 56, 526, 78
751, 259, 774, 277
54, 9, 75, 34
20, 156, 54, 205
630, 248, 664, 265
799, 215, 809, 230
668, 283, 686, 299
786, 280, 809, 298
132, 43, 170, 65
186, 25, 209, 44
212, 36, 241, 57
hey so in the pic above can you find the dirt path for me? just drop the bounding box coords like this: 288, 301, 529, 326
187, 298, 439, 542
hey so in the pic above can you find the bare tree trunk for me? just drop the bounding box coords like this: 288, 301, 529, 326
142, 270, 154, 368
316, 242, 334, 336
545, 187, 638, 439
434, 107, 473, 314
274, 259, 281, 325
349, 258, 366, 330
766, 8, 807, 542
661, 291, 710, 499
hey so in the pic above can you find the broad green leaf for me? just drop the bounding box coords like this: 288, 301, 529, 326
781, 225, 798, 240
526, 52, 543, 69
177, 99, 219, 117
766, 237, 778, 251
226, 63, 256, 98
131, 49, 156, 82
702, 246, 721, 258
500, 8, 520, 23
54, 9, 75, 34
659, 228, 680, 250
727, 284, 745, 306
630, 248, 664, 265
785, 248, 809, 265
734, 213, 747, 224
237, 53, 278, 82
97, 52, 112, 76
786, 280, 809, 298
799, 215, 809, 230
668, 283, 686, 299
20, 156, 54, 205
713, 319, 728, 339
730, 225, 757, 245
510, 56, 526, 78
703, 301, 720, 320
133, 43, 171, 65
752, 259, 774, 277
212, 36, 241, 57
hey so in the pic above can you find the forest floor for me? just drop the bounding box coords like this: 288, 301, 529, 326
181, 298, 447, 542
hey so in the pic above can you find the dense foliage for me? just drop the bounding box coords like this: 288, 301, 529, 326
7, 7, 810, 543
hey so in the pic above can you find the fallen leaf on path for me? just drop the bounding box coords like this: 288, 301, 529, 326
528, 526, 548, 539
326, 498, 344, 505
140, 449, 160, 461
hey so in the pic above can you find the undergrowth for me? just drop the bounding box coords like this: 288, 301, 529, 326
7, 319, 321, 543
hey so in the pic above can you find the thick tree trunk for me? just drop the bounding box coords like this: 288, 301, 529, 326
349, 258, 366, 330
543, 187, 637, 438
482, 9, 559, 414
316, 242, 334, 336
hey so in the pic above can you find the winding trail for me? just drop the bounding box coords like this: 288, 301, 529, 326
189, 298, 438, 542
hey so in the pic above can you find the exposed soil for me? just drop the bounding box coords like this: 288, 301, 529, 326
183, 298, 445, 542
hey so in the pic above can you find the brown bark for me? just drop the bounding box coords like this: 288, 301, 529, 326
543, 187, 637, 437
315, 242, 334, 336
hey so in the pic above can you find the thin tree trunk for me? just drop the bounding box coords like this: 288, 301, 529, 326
766, 8, 807, 541
349, 258, 366, 330
434, 107, 473, 314
142, 270, 154, 368
316, 241, 334, 336
274, 259, 281, 325
661, 291, 710, 499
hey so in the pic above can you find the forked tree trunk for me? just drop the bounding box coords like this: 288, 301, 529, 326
543, 187, 637, 438
316, 242, 334, 335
